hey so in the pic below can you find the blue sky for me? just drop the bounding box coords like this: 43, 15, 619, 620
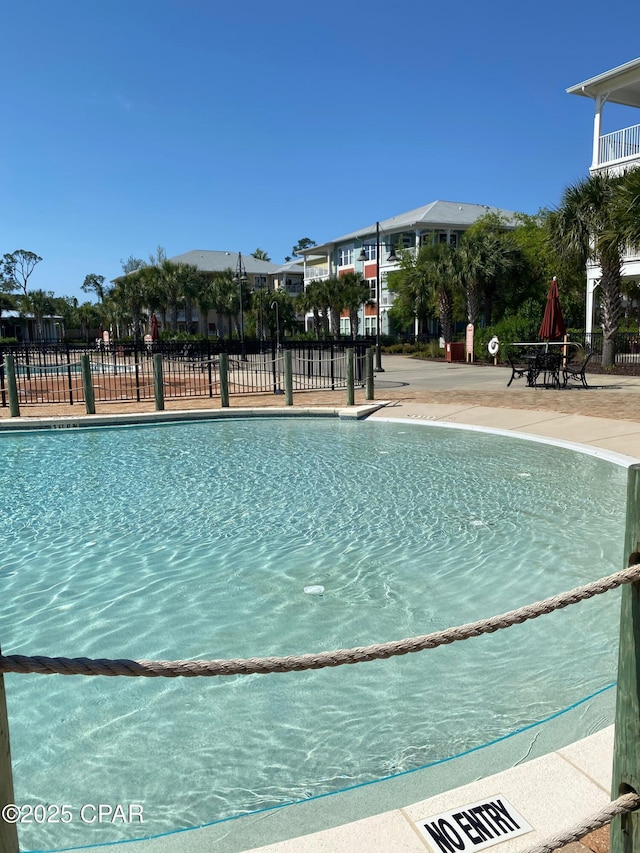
2, 0, 640, 302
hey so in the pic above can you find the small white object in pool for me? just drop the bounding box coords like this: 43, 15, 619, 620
304, 585, 325, 595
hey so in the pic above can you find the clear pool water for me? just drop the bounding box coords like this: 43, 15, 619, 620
0, 418, 627, 850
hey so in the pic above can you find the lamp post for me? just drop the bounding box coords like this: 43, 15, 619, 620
359, 221, 399, 372
270, 299, 280, 350
374, 221, 383, 371
234, 252, 248, 360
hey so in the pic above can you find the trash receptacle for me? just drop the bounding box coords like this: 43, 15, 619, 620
445, 342, 465, 363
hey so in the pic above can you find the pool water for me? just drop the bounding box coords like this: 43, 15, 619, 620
0, 418, 627, 850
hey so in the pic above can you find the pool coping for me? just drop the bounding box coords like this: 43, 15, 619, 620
9, 400, 630, 853
0, 402, 387, 431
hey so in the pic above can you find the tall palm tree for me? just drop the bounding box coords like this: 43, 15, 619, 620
548, 171, 627, 368
396, 243, 457, 341
300, 279, 331, 339
613, 167, 640, 253
22, 289, 54, 341
111, 268, 148, 339
322, 276, 345, 339
210, 269, 238, 340
296, 282, 323, 338
339, 272, 371, 339
457, 228, 518, 326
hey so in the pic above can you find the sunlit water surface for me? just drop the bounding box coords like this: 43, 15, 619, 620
0, 418, 627, 849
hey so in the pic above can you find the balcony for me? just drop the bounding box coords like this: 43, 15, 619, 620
596, 124, 640, 169
305, 266, 329, 281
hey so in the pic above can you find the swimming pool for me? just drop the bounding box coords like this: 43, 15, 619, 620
0, 417, 627, 851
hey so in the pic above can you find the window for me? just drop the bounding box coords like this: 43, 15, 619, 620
361, 242, 376, 261
338, 246, 354, 266
366, 278, 377, 301
340, 317, 351, 335
364, 316, 377, 335
253, 275, 267, 290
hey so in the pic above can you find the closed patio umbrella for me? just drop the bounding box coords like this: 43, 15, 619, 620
539, 276, 566, 341
150, 313, 159, 341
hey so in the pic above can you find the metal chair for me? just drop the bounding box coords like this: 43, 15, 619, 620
562, 350, 592, 388
507, 352, 533, 387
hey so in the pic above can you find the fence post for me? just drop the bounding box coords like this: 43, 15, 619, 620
220, 352, 229, 408
153, 354, 164, 411
4, 356, 19, 418
0, 645, 19, 853
365, 347, 374, 400
346, 348, 354, 406
284, 350, 293, 406
80, 354, 95, 415
612, 463, 640, 853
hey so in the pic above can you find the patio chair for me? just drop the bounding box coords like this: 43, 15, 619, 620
506, 352, 533, 387
562, 350, 592, 388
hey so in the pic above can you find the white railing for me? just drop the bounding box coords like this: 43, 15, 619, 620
598, 124, 640, 166
305, 267, 329, 281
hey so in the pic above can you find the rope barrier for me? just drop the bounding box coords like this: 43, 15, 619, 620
522, 791, 640, 853
2, 564, 639, 679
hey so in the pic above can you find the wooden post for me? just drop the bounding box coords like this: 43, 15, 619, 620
611, 463, 640, 853
219, 353, 229, 408
365, 347, 374, 400
284, 350, 293, 406
346, 348, 354, 406
4, 356, 19, 418
153, 354, 164, 411
80, 354, 95, 415
0, 646, 19, 853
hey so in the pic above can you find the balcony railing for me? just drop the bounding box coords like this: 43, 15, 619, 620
305, 266, 329, 281
598, 124, 640, 167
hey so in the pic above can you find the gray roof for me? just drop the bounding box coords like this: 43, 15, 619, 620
301, 200, 519, 255
272, 260, 305, 275
567, 57, 640, 109
170, 250, 303, 276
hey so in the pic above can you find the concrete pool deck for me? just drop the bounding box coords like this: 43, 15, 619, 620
5, 355, 636, 853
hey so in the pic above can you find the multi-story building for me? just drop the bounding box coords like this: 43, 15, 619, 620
297, 200, 517, 337
567, 58, 640, 335
166, 250, 304, 334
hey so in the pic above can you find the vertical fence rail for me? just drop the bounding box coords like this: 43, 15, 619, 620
4, 356, 19, 418
0, 645, 18, 853
612, 463, 640, 853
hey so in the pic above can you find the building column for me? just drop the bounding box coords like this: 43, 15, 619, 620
585, 274, 599, 339
592, 94, 605, 169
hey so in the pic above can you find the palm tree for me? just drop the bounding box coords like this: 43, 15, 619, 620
22, 289, 54, 341
339, 272, 371, 339
193, 271, 216, 337
111, 268, 149, 339
296, 282, 322, 338
548, 171, 627, 368
322, 276, 345, 339
395, 243, 457, 341
210, 269, 238, 340
613, 167, 640, 254
250, 248, 271, 261
457, 228, 518, 326
300, 279, 331, 339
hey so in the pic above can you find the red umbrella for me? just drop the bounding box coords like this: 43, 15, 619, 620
539, 277, 566, 341
150, 313, 159, 341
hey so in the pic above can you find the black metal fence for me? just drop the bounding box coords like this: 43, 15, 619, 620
0, 341, 369, 407
569, 331, 640, 365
